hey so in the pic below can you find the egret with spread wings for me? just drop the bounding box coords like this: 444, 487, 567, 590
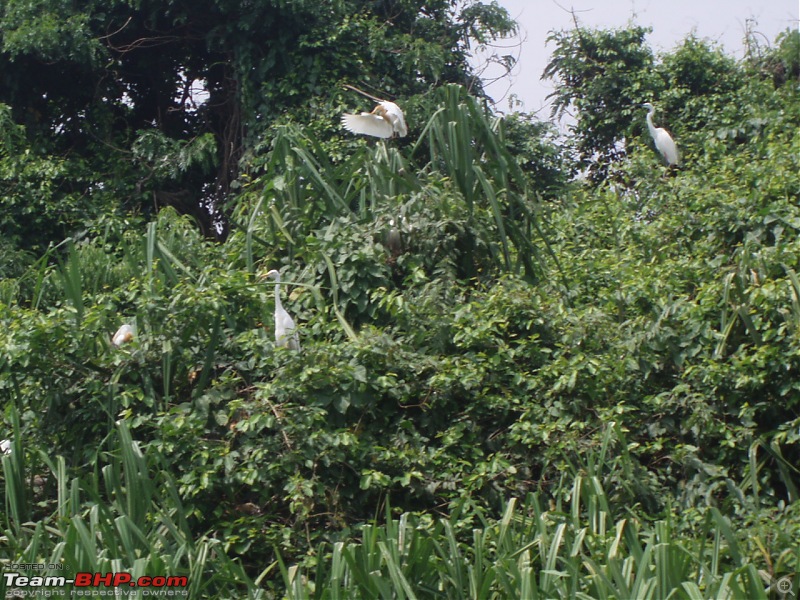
341, 84, 408, 139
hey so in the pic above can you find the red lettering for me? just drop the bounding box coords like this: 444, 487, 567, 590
75, 570, 187, 589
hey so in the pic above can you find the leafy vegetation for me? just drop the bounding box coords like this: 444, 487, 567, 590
1, 3, 799, 597
0, 0, 516, 243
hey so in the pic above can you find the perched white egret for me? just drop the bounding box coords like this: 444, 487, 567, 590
111, 323, 134, 347
341, 84, 407, 138
643, 103, 679, 166
264, 269, 300, 351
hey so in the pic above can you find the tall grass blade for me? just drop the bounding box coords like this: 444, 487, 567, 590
156, 238, 194, 284
268, 203, 296, 245
708, 508, 743, 568
378, 540, 417, 600
245, 197, 263, 274
58, 240, 84, 323
768, 440, 800, 502
474, 166, 511, 270
1, 445, 27, 530
321, 251, 357, 341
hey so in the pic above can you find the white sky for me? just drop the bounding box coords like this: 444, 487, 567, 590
475, 0, 799, 116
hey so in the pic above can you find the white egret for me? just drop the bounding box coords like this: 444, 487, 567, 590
341, 84, 407, 138
264, 269, 300, 351
111, 323, 134, 347
643, 103, 679, 166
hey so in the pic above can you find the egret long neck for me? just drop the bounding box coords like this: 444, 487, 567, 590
645, 109, 658, 137
273, 278, 283, 312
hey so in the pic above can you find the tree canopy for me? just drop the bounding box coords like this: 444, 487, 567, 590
0, 0, 516, 244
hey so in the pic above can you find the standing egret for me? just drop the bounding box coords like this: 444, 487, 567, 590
341, 84, 408, 138
264, 269, 300, 351
643, 103, 679, 166
112, 323, 134, 347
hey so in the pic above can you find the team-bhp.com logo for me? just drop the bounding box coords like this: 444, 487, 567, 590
4, 571, 188, 596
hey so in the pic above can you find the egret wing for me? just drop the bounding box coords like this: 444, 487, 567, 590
341, 112, 394, 138
275, 307, 299, 349
287, 330, 300, 351
656, 130, 679, 166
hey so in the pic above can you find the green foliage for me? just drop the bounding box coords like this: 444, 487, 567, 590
2, 24, 800, 598
501, 111, 574, 193
544, 25, 656, 175
0, 0, 518, 249
240, 85, 555, 293
1, 416, 268, 597
0, 103, 107, 252
746, 28, 800, 87
1, 0, 102, 65
283, 469, 789, 599
132, 131, 219, 185
543, 26, 752, 180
